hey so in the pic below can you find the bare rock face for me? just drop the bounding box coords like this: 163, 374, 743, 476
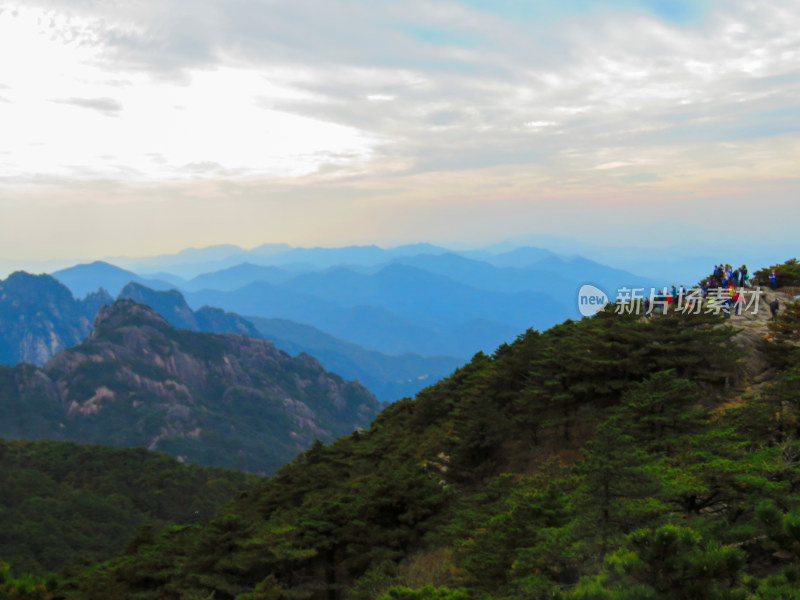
0, 272, 112, 366
0, 299, 380, 474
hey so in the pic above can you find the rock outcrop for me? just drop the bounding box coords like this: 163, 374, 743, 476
0, 299, 380, 474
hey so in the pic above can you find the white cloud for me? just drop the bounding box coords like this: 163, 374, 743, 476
1, 0, 800, 259
52, 97, 123, 116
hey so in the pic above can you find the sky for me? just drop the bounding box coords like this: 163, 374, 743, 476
1, 0, 799, 263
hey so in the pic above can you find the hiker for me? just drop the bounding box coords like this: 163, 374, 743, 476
769, 270, 777, 289
740, 265, 748, 287
720, 297, 732, 317
770, 299, 780, 321
732, 290, 743, 316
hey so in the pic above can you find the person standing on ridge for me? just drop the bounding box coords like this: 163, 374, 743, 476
769, 269, 777, 289
770, 299, 780, 321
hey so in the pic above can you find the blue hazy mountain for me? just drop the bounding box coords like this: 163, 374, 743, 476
460, 245, 554, 266
117, 282, 262, 338
0, 272, 113, 365
107, 244, 261, 276
246, 316, 463, 402
279, 264, 566, 331
230, 243, 452, 270
121, 282, 463, 402
187, 281, 460, 356
186, 265, 568, 357
378, 252, 574, 295
52, 261, 176, 298
116, 243, 451, 279
183, 263, 298, 292
0, 269, 459, 402
48, 243, 661, 364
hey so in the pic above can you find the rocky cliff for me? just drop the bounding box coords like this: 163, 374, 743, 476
0, 299, 380, 473
0, 271, 112, 366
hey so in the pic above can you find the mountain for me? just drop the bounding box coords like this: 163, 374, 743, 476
187, 265, 569, 356
117, 281, 261, 337
0, 271, 112, 366
183, 262, 298, 292
246, 315, 463, 402
0, 439, 258, 575
119, 283, 460, 401
55, 270, 800, 600
0, 271, 458, 403
112, 243, 452, 279
381, 252, 576, 295
0, 299, 380, 474
483, 248, 660, 292
477, 244, 557, 266
52, 261, 175, 298
187, 281, 460, 356
107, 244, 257, 278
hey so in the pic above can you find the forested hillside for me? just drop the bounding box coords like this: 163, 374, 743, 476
0, 440, 259, 575
42, 275, 800, 600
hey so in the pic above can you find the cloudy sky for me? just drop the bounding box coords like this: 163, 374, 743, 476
1, 0, 799, 262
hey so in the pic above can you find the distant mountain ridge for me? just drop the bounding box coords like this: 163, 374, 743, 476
52, 260, 176, 297
117, 282, 462, 401
0, 271, 463, 402
246, 315, 463, 402
118, 281, 261, 337
46, 244, 660, 363
0, 299, 380, 473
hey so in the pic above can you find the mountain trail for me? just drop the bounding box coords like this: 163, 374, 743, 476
728, 286, 796, 382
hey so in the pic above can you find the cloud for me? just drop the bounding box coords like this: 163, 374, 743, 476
52, 97, 123, 116
2, 0, 800, 260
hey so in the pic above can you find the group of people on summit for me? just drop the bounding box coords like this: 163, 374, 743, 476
640, 263, 782, 320
701, 264, 749, 292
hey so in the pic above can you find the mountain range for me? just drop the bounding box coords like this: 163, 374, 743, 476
52, 245, 660, 360
0, 272, 460, 402
0, 299, 380, 474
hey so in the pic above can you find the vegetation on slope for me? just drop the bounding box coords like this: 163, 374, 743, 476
5, 260, 800, 600
51, 295, 764, 599
0, 440, 259, 577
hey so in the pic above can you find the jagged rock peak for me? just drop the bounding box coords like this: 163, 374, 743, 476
92, 298, 170, 333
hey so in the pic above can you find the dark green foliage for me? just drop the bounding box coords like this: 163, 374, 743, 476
562, 525, 746, 600
753, 258, 800, 287
0, 439, 259, 576
0, 561, 57, 599
47, 266, 800, 600
376, 585, 468, 600
765, 299, 800, 370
